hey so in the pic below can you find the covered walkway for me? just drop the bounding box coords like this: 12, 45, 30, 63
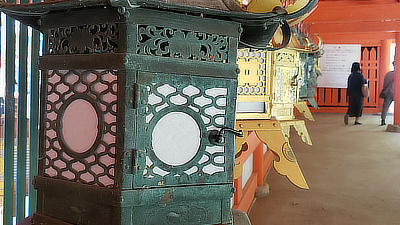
249, 112, 400, 225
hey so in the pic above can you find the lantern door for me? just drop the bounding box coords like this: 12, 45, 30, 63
271, 49, 301, 120
125, 71, 237, 189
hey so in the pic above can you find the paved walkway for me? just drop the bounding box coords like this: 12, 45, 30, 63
249, 113, 400, 225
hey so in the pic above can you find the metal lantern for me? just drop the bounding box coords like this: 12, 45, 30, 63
39, 8, 240, 225
0, 0, 319, 224
3, 1, 244, 224
299, 52, 321, 109
272, 49, 314, 146
236, 48, 303, 120
235, 48, 309, 189
271, 48, 301, 120
236, 48, 273, 120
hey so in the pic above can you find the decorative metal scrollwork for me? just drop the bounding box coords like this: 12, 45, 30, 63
137, 25, 229, 63
47, 23, 119, 54
276, 52, 296, 63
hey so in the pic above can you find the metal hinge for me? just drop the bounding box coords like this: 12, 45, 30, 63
123, 149, 136, 174
131, 83, 139, 109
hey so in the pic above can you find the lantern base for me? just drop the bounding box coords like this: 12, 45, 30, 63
33, 213, 71, 225
33, 212, 236, 225
33, 176, 233, 225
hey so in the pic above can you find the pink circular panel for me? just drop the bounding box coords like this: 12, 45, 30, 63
61, 99, 99, 154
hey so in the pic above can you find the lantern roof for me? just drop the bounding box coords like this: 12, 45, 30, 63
0, 0, 318, 49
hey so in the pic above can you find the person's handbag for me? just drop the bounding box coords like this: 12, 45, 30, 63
362, 85, 370, 98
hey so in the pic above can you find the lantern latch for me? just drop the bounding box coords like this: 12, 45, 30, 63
209, 127, 243, 145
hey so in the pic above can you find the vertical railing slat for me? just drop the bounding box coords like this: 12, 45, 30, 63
17, 17, 29, 222
4, 9, 16, 225
2, 0, 41, 221
28, 8, 41, 215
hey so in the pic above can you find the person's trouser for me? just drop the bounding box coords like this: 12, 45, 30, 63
381, 96, 394, 120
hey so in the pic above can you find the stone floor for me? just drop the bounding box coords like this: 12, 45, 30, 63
248, 113, 400, 225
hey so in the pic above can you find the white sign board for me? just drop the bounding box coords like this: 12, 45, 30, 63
318, 44, 361, 88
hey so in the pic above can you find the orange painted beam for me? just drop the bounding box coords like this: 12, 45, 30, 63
304, 1, 400, 46
234, 177, 243, 205
309, 106, 379, 114
310, 20, 400, 35
325, 88, 332, 106
233, 173, 258, 212
235, 131, 260, 165
261, 149, 274, 184
252, 140, 265, 186
234, 131, 260, 206
310, 31, 395, 45
253, 142, 275, 186
339, 89, 347, 107
332, 88, 339, 105
317, 0, 398, 6
378, 40, 392, 111
233, 131, 275, 212
309, 27, 396, 45
394, 33, 400, 125
306, 2, 400, 23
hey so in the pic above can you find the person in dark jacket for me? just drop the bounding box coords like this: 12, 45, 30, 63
344, 62, 367, 125
380, 62, 395, 125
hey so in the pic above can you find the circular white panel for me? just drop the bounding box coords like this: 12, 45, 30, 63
152, 112, 200, 166
61, 99, 98, 154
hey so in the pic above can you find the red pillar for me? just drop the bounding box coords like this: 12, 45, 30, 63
379, 40, 392, 112
394, 33, 400, 125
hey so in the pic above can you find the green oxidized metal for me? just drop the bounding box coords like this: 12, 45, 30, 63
0, 0, 317, 224
299, 53, 320, 109
39, 8, 238, 224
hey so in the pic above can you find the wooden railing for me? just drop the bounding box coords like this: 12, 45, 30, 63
311, 46, 381, 114
0, 6, 41, 224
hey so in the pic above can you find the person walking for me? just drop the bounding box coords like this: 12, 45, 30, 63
344, 62, 367, 125
379, 63, 395, 125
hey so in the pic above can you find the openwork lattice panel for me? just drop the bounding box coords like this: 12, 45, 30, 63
299, 53, 318, 99
47, 23, 119, 54
273, 50, 300, 104
44, 69, 117, 187
134, 72, 236, 187
237, 49, 270, 96
274, 68, 298, 103
137, 25, 230, 63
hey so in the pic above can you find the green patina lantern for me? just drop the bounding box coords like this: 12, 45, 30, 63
37, 7, 239, 224
299, 52, 321, 109
1, 0, 317, 224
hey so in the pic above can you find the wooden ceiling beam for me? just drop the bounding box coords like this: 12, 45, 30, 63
315, 32, 395, 45
310, 20, 400, 34
303, 1, 400, 45
305, 2, 400, 23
